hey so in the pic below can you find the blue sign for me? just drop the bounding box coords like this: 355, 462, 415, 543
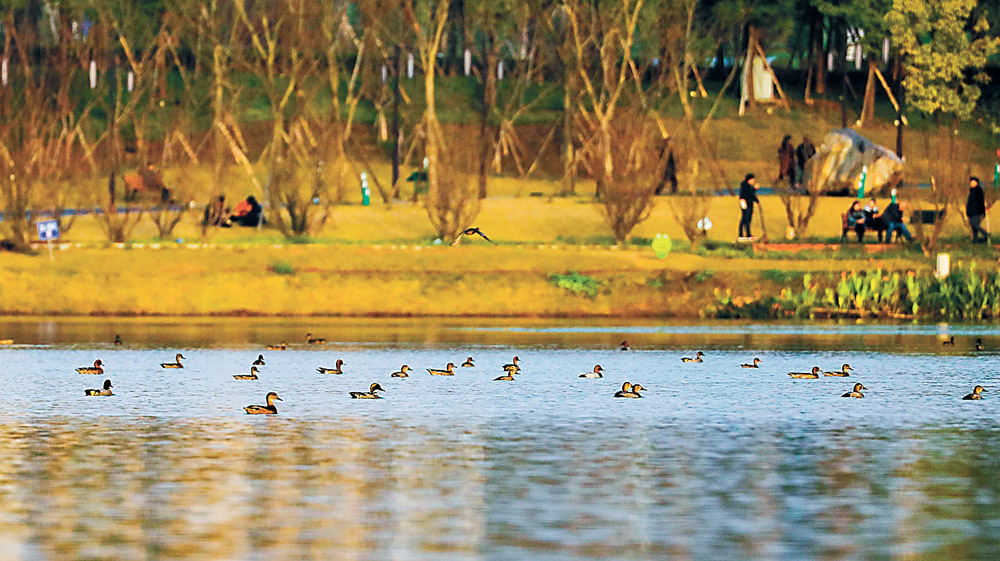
37, 220, 59, 241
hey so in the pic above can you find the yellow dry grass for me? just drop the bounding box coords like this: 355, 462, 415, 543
0, 242, 931, 317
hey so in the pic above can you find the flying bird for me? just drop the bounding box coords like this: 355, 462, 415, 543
452, 227, 495, 245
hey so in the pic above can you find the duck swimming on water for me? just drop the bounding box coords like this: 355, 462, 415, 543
943, 336, 956, 346
502, 356, 521, 372
963, 385, 985, 400
681, 351, 704, 363
619, 340, 630, 351
306, 333, 326, 344
244, 392, 282, 414
253, 354, 266, 366
494, 370, 517, 381
391, 365, 413, 378
741, 358, 762, 368
317, 359, 345, 374
579, 365, 604, 378
350, 383, 385, 399
266, 342, 287, 351
113, 335, 123, 346
841, 383, 867, 398
462, 357, 475, 367
76, 359, 104, 375
788, 366, 822, 379
234, 366, 260, 380
84, 379, 113, 396
614, 382, 646, 398
427, 363, 456, 376
975, 338, 984, 351
160, 354, 185, 368
823, 364, 852, 377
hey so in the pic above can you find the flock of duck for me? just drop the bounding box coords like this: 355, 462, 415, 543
69, 335, 990, 413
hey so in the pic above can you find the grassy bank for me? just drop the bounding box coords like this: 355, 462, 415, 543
26, 194, 1000, 248
0, 244, 942, 317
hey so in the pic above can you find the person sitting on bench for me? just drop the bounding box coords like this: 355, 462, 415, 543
883, 200, 913, 242
863, 198, 886, 242
842, 201, 866, 242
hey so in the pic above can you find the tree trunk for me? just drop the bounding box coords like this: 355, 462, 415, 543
391, 46, 402, 197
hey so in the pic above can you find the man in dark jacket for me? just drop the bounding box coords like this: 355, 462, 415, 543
883, 199, 913, 242
738, 173, 758, 238
966, 176, 988, 243
795, 136, 816, 189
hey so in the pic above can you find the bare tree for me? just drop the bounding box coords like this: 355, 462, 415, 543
667, 158, 713, 249
0, 11, 90, 250
402, 0, 450, 201
595, 111, 667, 244
563, 0, 643, 197
778, 158, 822, 240
425, 141, 481, 242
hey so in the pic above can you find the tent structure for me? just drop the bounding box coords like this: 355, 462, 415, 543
739, 27, 790, 115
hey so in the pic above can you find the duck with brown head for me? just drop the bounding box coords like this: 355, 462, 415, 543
841, 383, 867, 398
963, 385, 985, 400
350, 383, 385, 399
681, 351, 704, 363
245, 392, 282, 414
427, 363, 456, 376
76, 359, 104, 375
823, 364, 852, 377
234, 366, 260, 380
788, 366, 822, 379
160, 354, 185, 368
317, 359, 346, 374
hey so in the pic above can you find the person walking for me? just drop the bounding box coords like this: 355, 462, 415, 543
738, 173, 758, 238
966, 176, 989, 244
778, 136, 796, 188
883, 199, 913, 242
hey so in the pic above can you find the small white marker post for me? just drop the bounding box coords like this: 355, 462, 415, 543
37, 219, 59, 262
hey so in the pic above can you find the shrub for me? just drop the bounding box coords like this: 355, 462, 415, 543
550, 271, 602, 298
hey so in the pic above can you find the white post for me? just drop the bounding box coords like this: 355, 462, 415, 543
127, 70, 134, 92
1, 57, 7, 87
407, 54, 414, 79
381, 64, 388, 83
46, 238, 54, 263
497, 60, 504, 81
463, 49, 471, 76
936, 254, 950, 279
882, 38, 890, 64
89, 60, 97, 89
854, 45, 863, 70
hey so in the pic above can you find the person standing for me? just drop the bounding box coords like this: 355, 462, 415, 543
738, 173, 758, 238
966, 176, 989, 244
778, 136, 795, 188
795, 136, 816, 189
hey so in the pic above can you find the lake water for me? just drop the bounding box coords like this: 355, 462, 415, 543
1, 318, 999, 560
